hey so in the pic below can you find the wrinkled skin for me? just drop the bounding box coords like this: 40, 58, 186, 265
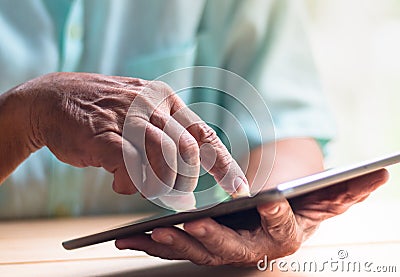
0, 72, 389, 266
116, 168, 388, 266
1, 72, 249, 209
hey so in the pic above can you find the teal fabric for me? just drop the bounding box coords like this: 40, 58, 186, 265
0, 0, 335, 218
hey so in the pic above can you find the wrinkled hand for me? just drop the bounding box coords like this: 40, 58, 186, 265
116, 169, 389, 266
20, 72, 248, 207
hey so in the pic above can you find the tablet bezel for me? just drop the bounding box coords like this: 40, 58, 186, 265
62, 152, 400, 250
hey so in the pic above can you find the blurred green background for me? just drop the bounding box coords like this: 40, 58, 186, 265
304, 0, 400, 200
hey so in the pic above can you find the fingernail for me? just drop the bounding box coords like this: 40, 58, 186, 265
232, 177, 250, 198
263, 205, 280, 215
189, 226, 206, 237
154, 235, 174, 245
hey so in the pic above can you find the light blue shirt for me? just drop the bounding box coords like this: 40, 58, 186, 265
0, 0, 335, 218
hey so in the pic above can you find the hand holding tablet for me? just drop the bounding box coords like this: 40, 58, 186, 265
63, 152, 400, 251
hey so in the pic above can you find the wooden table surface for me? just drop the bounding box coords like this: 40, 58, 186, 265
1, 197, 400, 277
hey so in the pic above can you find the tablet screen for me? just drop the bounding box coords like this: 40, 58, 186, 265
63, 152, 400, 250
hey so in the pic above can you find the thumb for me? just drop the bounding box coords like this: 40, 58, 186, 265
94, 132, 141, 195
257, 200, 299, 243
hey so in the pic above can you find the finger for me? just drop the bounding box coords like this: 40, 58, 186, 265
257, 200, 301, 257
115, 234, 179, 259
93, 131, 140, 194
149, 108, 201, 193
171, 98, 250, 197
183, 218, 252, 263
290, 169, 389, 219
338, 169, 389, 203
116, 228, 217, 265
113, 140, 142, 195
152, 113, 200, 210
143, 110, 200, 209
123, 117, 177, 198
126, 82, 201, 203
158, 193, 196, 211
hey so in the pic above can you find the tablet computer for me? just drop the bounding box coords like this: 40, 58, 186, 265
62, 152, 400, 250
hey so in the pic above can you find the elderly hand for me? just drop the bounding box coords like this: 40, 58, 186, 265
115, 168, 389, 266
1, 72, 248, 208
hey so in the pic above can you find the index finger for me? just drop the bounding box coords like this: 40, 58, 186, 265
171, 97, 250, 197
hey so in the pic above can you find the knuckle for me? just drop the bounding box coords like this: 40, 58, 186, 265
268, 215, 297, 242
145, 81, 178, 111
179, 135, 199, 161
196, 123, 234, 173
150, 80, 174, 96
95, 131, 121, 146
130, 95, 158, 119
150, 110, 169, 127
197, 123, 219, 145
125, 77, 148, 87
268, 224, 286, 240
176, 241, 193, 257
215, 152, 233, 171
341, 189, 359, 203
212, 235, 226, 250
